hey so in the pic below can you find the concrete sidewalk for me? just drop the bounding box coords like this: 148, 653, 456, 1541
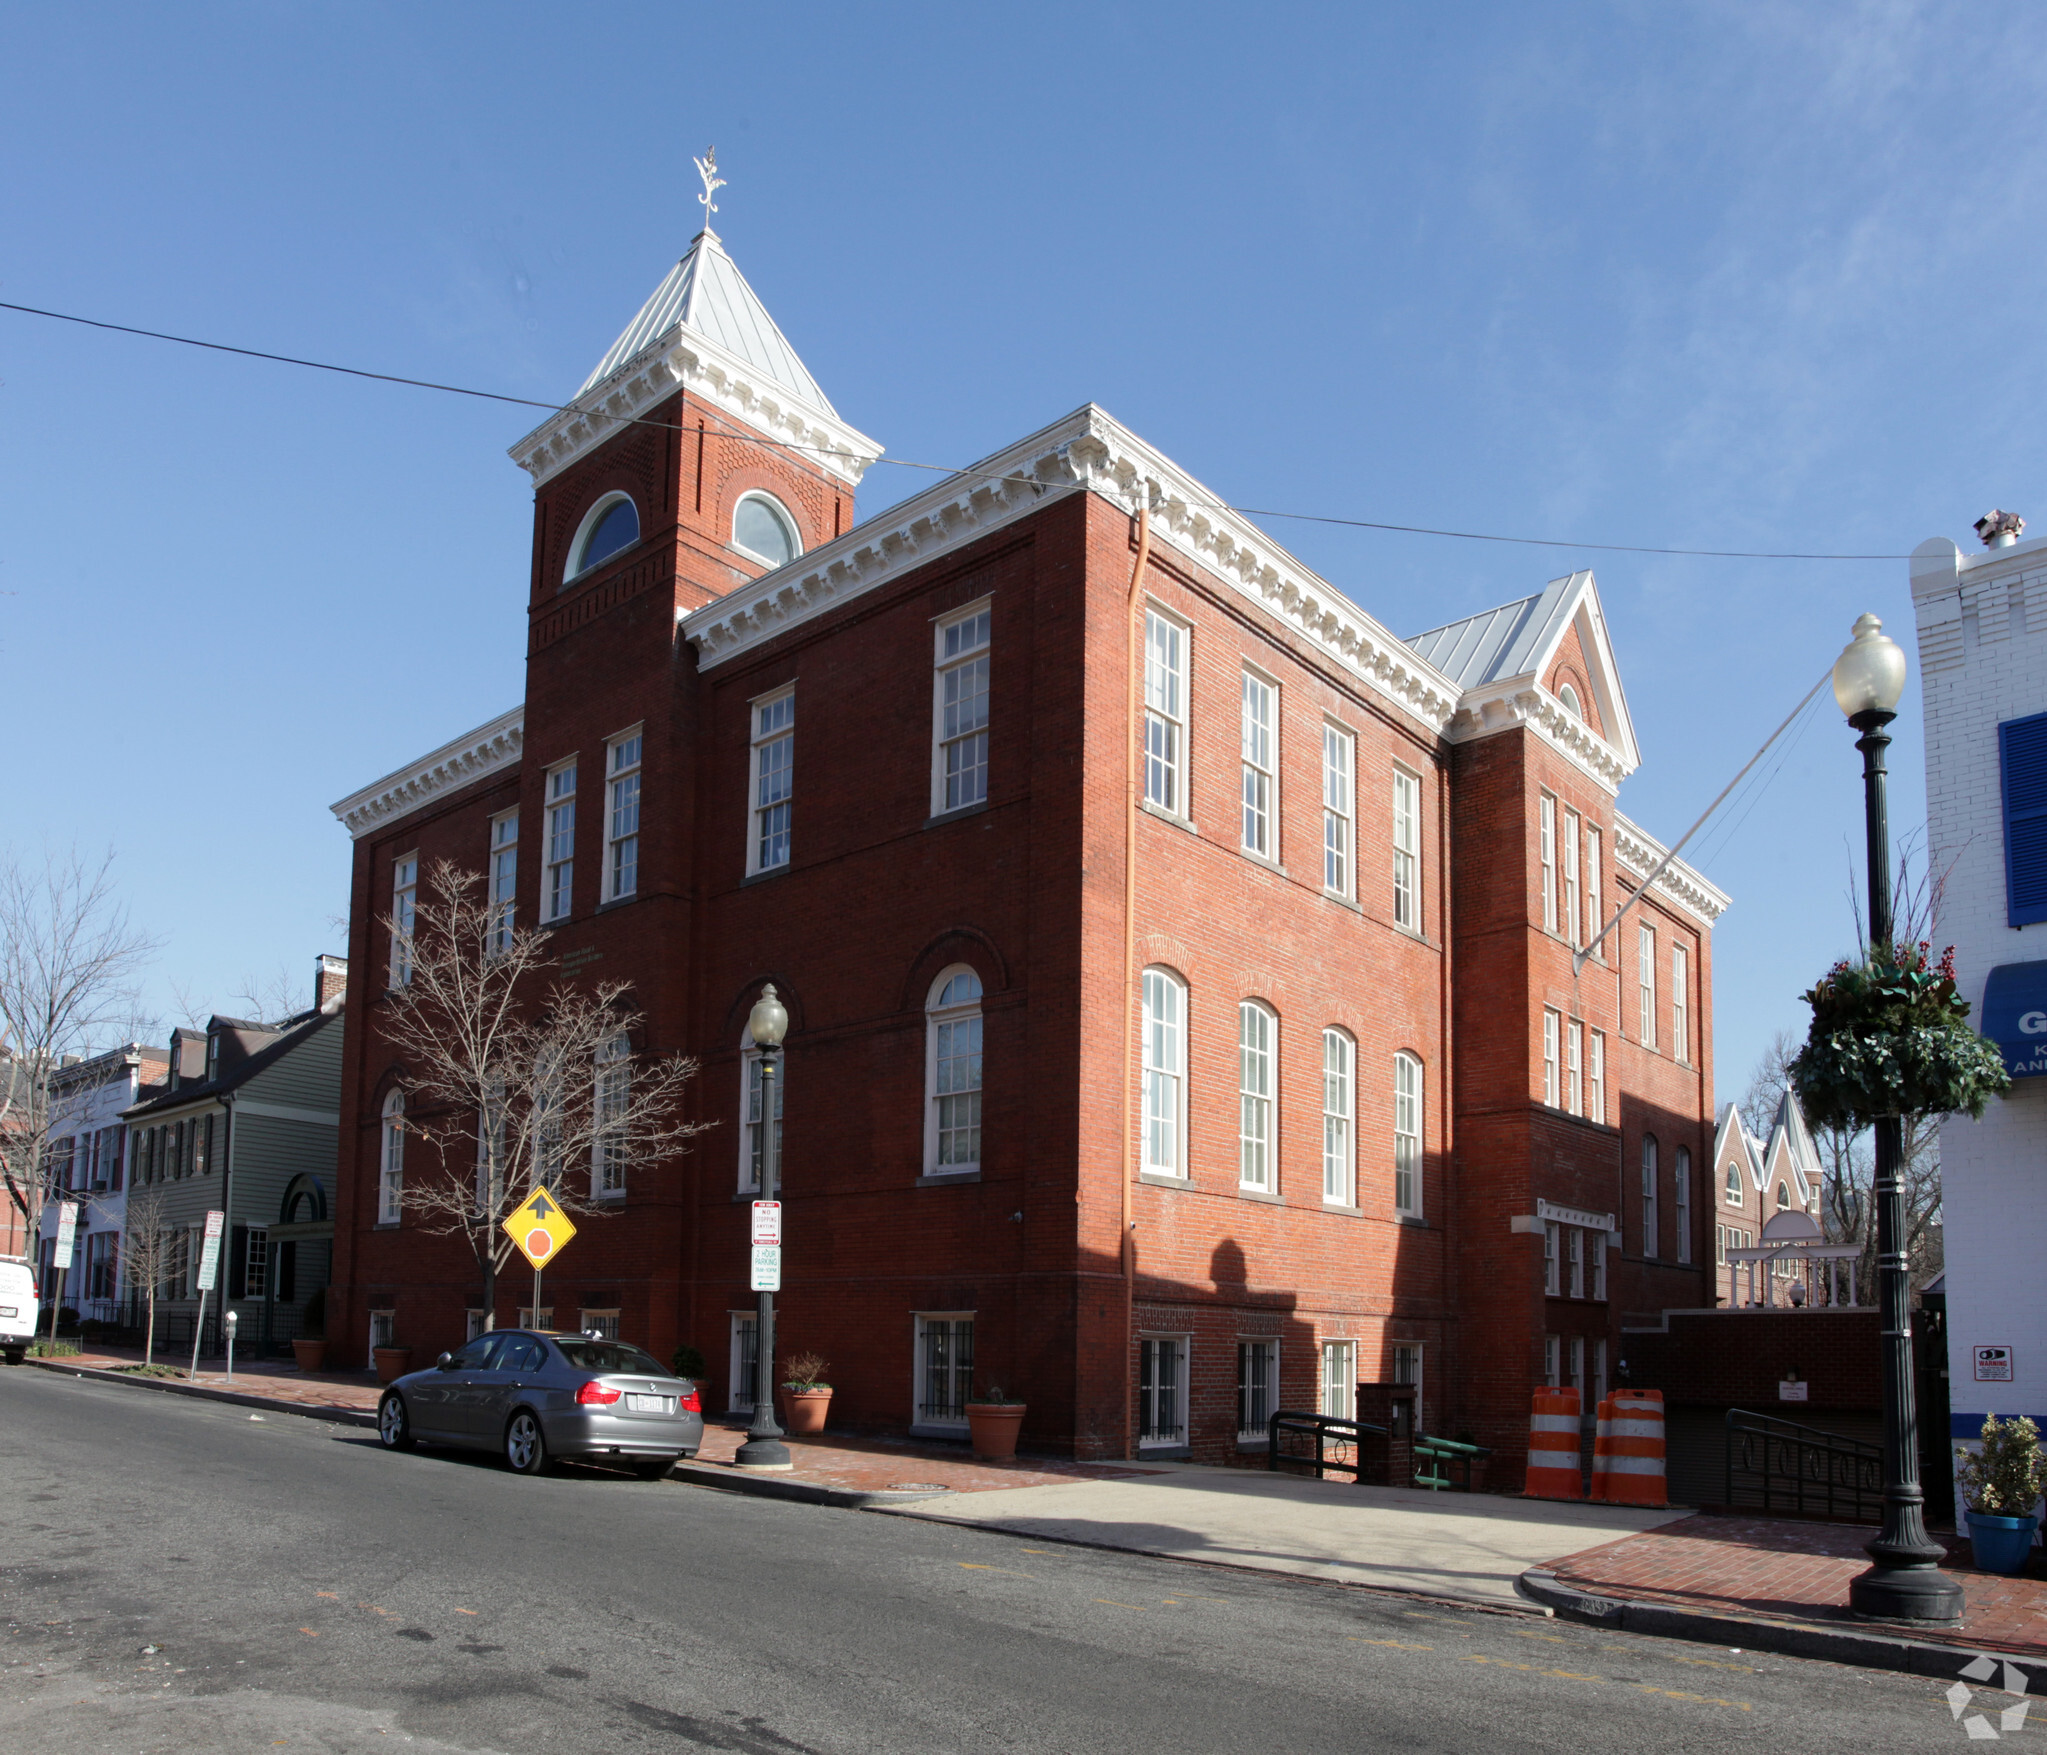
878, 1467, 1685, 1609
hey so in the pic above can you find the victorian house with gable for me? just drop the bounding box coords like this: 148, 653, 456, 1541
326, 219, 1724, 1471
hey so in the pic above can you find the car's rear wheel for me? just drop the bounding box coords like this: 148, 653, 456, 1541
3, 1350, 22, 1366
377, 1392, 414, 1451
629, 1456, 676, 1481
504, 1409, 549, 1475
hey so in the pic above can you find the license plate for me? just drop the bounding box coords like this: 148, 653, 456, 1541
626, 1394, 669, 1414
0, 1307, 15, 1318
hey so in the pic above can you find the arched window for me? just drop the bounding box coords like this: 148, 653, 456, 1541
738, 1025, 783, 1195
733, 493, 799, 568
1142, 969, 1187, 1177
566, 492, 639, 581
1322, 1028, 1355, 1207
1641, 1134, 1660, 1258
1777, 1180, 1790, 1210
1558, 682, 1582, 717
378, 1092, 404, 1225
926, 967, 984, 1176
592, 1034, 630, 1200
1726, 1159, 1742, 1205
1238, 1001, 1275, 1192
1393, 1052, 1422, 1217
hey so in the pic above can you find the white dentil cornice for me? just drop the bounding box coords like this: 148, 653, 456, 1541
1446, 684, 1633, 794
1613, 810, 1731, 925
508, 325, 883, 491
682, 404, 1465, 735
330, 707, 525, 841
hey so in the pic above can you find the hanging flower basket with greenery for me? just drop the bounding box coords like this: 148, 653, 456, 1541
1790, 941, 2011, 1130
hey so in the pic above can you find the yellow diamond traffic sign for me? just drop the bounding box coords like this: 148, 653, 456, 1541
502, 1187, 576, 1269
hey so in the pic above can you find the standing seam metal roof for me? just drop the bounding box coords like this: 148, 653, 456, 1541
1402, 573, 1589, 689
576, 229, 835, 415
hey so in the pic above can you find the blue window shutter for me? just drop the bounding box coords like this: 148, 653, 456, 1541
2001, 712, 2047, 925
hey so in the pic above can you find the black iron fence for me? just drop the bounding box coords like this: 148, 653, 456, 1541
1724, 1408, 1884, 1522
1267, 1410, 1389, 1481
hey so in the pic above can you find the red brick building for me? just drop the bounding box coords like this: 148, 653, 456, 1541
328, 226, 1723, 1468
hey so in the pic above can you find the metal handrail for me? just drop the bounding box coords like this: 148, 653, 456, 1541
1413, 1434, 1491, 1492
1267, 1409, 1388, 1481
1724, 1407, 1883, 1523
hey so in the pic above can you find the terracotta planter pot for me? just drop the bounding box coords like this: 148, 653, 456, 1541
966, 1403, 1026, 1460
292, 1338, 329, 1373
373, 1346, 413, 1384
779, 1386, 832, 1434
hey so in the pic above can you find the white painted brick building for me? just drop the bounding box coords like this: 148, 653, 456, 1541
1910, 525, 2047, 1465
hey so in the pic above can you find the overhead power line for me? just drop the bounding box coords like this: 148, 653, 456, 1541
0, 297, 1912, 563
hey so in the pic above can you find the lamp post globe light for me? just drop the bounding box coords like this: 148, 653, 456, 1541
1832, 615, 1965, 1624
735, 984, 791, 1471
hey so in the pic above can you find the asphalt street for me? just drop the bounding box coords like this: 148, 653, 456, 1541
0, 1367, 1985, 1753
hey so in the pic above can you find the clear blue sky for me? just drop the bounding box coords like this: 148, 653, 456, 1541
4, 2, 2039, 1099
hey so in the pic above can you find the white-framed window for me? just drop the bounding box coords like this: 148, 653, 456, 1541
244, 1226, 268, 1300
1592, 1233, 1608, 1300
1393, 1050, 1422, 1217
1321, 1339, 1357, 1420
926, 966, 984, 1176
1322, 1028, 1355, 1206
1562, 808, 1580, 947
1587, 1030, 1606, 1126
592, 1033, 629, 1200
465, 1308, 489, 1342
1392, 767, 1421, 931
378, 1091, 404, 1225
1593, 1338, 1609, 1407
1544, 1220, 1561, 1295
604, 730, 642, 903
915, 1313, 975, 1430
728, 1311, 758, 1413
544, 762, 577, 923
1569, 1335, 1586, 1399
532, 1048, 567, 1191
566, 491, 639, 580
489, 811, 518, 954
1637, 923, 1657, 1047
1323, 724, 1354, 897
1725, 1159, 1743, 1205
1568, 1226, 1585, 1298
1240, 669, 1277, 858
389, 855, 418, 988
1542, 1009, 1560, 1106
514, 1306, 553, 1332
1566, 1020, 1583, 1116
1142, 968, 1187, 1178
738, 1037, 784, 1195
933, 604, 992, 815
578, 1308, 620, 1340
1143, 610, 1188, 817
749, 690, 795, 875
1236, 1338, 1278, 1439
368, 1308, 395, 1363
1390, 1341, 1423, 1433
1538, 794, 1557, 934
733, 492, 800, 568
1671, 943, 1690, 1065
1777, 1180, 1790, 1210
1583, 825, 1603, 952
1642, 1134, 1660, 1258
1238, 1000, 1275, 1192
1138, 1334, 1189, 1447
1675, 1145, 1692, 1264
1543, 1334, 1561, 1388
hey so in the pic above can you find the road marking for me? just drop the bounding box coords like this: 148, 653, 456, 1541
1092, 1599, 1149, 1611
957, 1564, 1038, 1580
1514, 1630, 1570, 1643
455, 1608, 478, 1616
1668, 1654, 1750, 1671
315, 1592, 338, 1600
298, 1629, 318, 1637
1633, 1684, 1751, 1711
1351, 1638, 1433, 1650
1461, 1654, 1538, 1671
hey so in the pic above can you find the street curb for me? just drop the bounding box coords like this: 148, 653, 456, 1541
669, 1459, 956, 1509
25, 1357, 378, 1430
1518, 1568, 2047, 1682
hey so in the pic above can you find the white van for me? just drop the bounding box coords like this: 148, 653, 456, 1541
0, 1258, 38, 1364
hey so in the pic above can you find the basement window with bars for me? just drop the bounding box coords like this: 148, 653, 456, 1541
1236, 1339, 1277, 1441
1138, 1335, 1188, 1448
915, 1314, 974, 1431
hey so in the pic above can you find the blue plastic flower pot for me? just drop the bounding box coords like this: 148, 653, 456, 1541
1966, 1511, 2041, 1576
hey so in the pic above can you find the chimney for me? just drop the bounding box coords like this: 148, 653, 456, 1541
1975, 509, 2025, 549
315, 954, 349, 1011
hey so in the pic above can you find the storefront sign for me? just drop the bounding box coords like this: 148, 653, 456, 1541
1979, 962, 2047, 1078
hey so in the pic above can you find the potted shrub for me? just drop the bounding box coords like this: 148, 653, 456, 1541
1956, 1413, 2046, 1576
373, 1341, 413, 1384
292, 1288, 328, 1373
966, 1385, 1026, 1460
777, 1352, 832, 1434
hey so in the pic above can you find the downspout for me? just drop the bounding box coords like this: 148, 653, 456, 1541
1120, 505, 1152, 1460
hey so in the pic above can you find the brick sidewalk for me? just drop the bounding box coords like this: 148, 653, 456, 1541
1548, 1514, 2047, 1657
41, 1344, 385, 1416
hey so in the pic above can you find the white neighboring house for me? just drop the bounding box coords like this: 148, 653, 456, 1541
36, 1045, 169, 1325
1912, 514, 2047, 1491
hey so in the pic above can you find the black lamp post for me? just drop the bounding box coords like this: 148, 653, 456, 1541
735, 984, 791, 1471
1832, 614, 1964, 1625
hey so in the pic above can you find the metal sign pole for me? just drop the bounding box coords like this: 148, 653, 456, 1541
188, 1286, 208, 1381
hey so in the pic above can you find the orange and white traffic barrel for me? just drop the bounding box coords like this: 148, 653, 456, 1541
1592, 1388, 1667, 1506
1524, 1386, 1583, 1499
1588, 1394, 1613, 1502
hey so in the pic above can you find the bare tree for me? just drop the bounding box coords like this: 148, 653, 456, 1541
117, 1188, 173, 1366
377, 861, 706, 1325
0, 847, 159, 1260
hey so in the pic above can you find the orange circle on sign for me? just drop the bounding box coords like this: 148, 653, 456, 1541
526, 1228, 553, 1260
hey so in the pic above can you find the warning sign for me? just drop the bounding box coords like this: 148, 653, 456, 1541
1974, 1346, 2015, 1383
501, 1188, 577, 1269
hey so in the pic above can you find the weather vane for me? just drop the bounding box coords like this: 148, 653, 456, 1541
694, 147, 725, 234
